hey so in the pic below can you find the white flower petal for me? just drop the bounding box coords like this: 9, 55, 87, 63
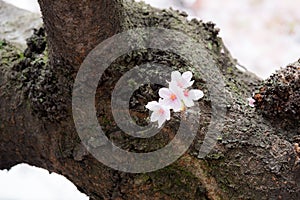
171, 99, 182, 112
150, 111, 160, 122
187, 80, 194, 87
190, 89, 204, 100
182, 71, 193, 82
171, 71, 181, 82
183, 97, 194, 107
164, 99, 175, 109
159, 98, 171, 109
159, 88, 172, 99
169, 82, 183, 92
165, 109, 171, 120
145, 101, 159, 110
157, 116, 167, 128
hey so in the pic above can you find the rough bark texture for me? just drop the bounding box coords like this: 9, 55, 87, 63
0, 1, 300, 200
38, 0, 124, 72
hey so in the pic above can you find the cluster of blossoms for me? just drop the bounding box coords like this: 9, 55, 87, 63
146, 71, 204, 128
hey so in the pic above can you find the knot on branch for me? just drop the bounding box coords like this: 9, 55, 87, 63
9, 27, 69, 121
253, 62, 300, 123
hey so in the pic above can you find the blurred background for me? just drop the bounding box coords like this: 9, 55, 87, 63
3, 0, 300, 79
137, 0, 300, 79
1, 0, 300, 199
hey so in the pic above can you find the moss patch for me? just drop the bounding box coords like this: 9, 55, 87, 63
3, 28, 70, 121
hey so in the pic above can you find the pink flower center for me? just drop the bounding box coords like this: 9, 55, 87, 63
184, 90, 189, 97
170, 94, 177, 101
159, 108, 165, 114
177, 82, 184, 88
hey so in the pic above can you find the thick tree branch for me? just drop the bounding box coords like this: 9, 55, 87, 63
38, 0, 124, 71
0, 1, 299, 199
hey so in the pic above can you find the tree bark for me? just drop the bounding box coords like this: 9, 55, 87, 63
38, 0, 124, 71
0, 1, 299, 200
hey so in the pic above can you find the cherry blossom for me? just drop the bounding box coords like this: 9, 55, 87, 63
145, 99, 171, 128
181, 88, 204, 107
159, 87, 182, 112
169, 71, 194, 89
145, 70, 204, 127
247, 97, 256, 107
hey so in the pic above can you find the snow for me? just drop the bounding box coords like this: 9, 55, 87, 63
1, 0, 300, 199
2, 0, 40, 13
0, 164, 89, 200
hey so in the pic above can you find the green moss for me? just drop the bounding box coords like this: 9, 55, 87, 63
2, 28, 70, 122
148, 165, 206, 199
100, 115, 112, 127
0, 40, 5, 49
206, 152, 224, 160
134, 174, 151, 185
0, 41, 20, 70
226, 80, 239, 93
207, 42, 213, 50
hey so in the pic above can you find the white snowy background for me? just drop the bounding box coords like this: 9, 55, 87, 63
1, 0, 300, 199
